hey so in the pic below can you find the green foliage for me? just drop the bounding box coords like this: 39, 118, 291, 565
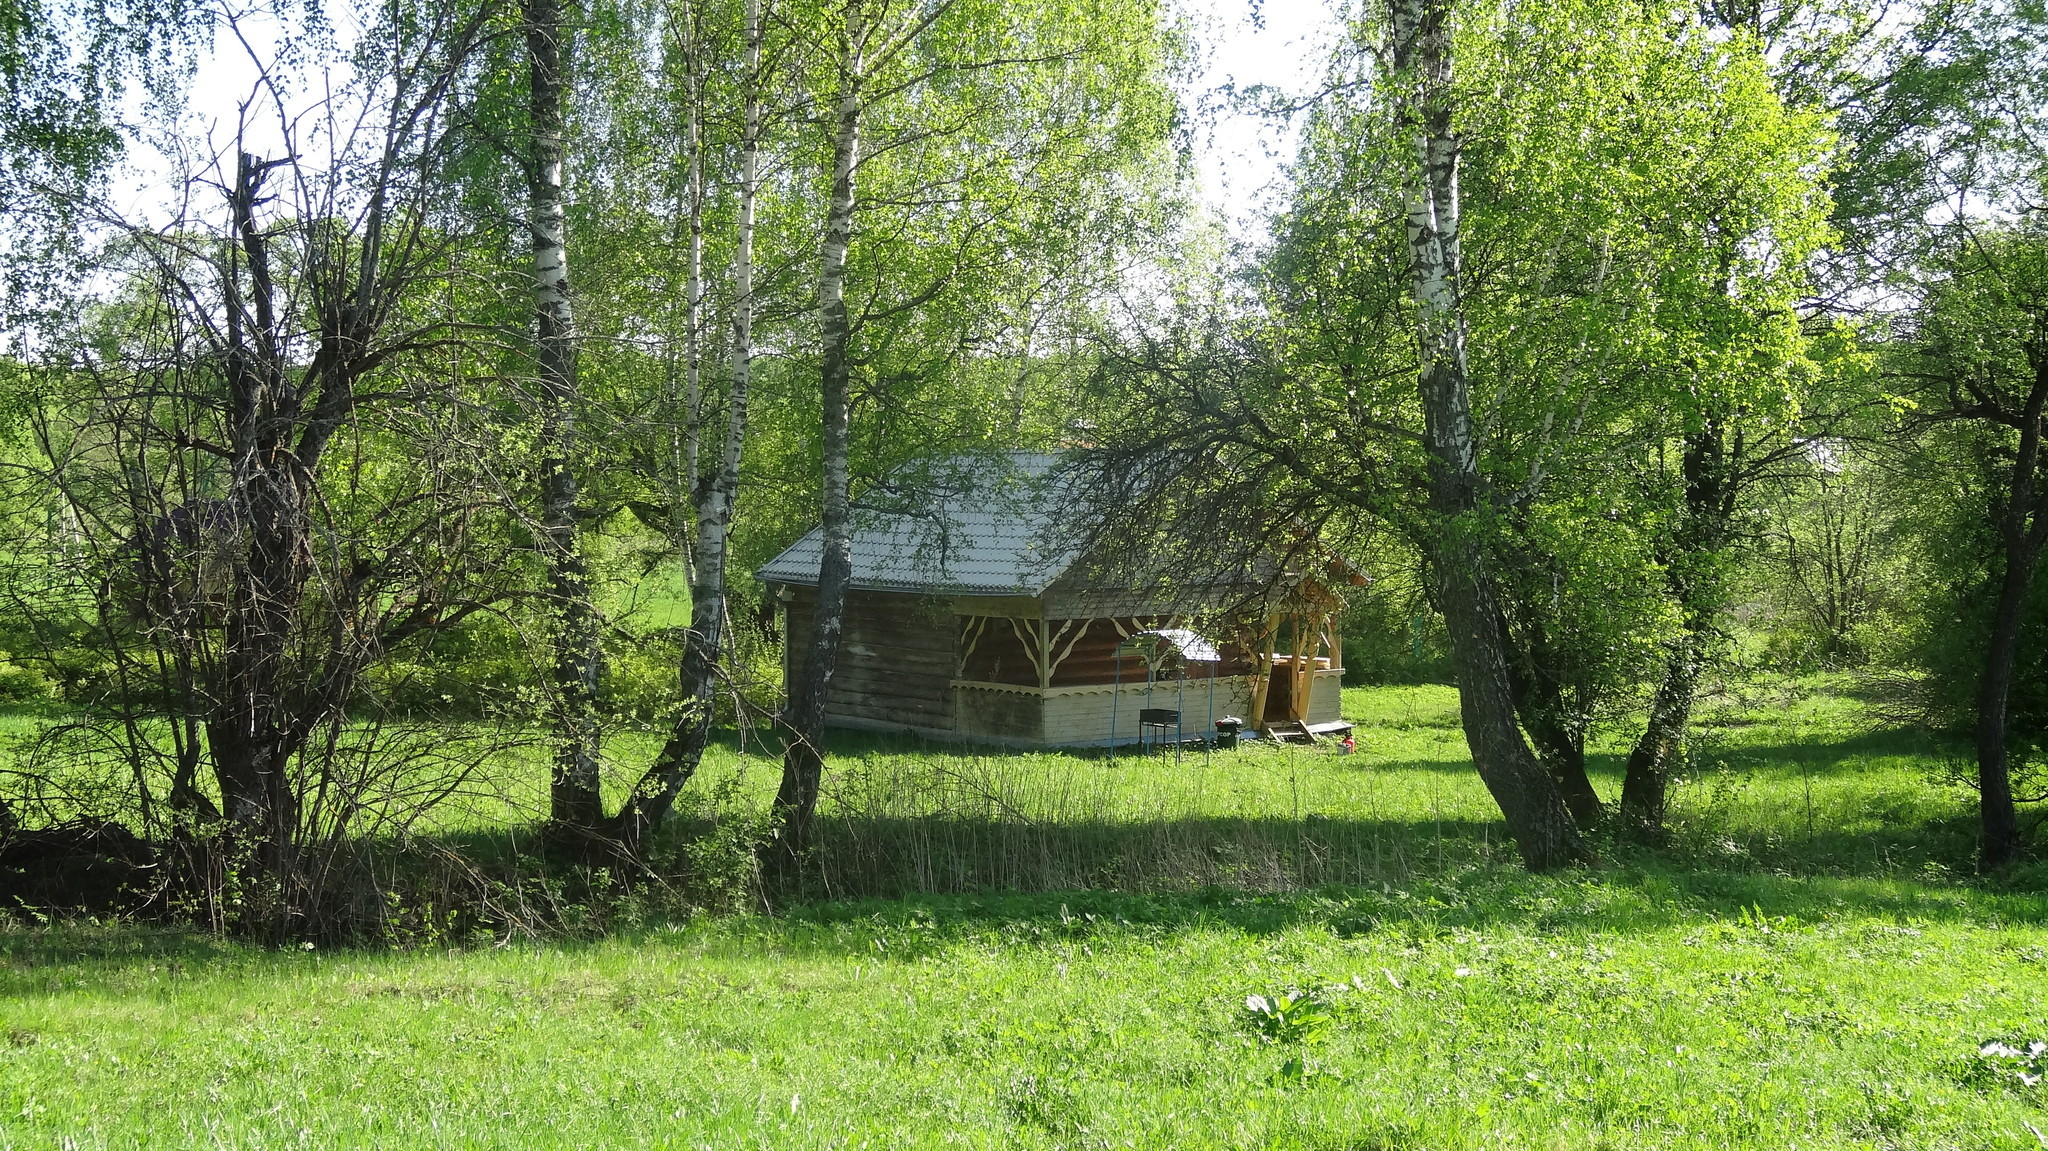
1965, 1038, 2048, 1093
1879, 224, 2048, 740
731, 0, 1187, 581
1342, 580, 1454, 687
1242, 988, 1336, 1046
1227, 0, 1839, 765
1745, 450, 1918, 673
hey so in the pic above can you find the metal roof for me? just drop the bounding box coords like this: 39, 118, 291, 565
755, 453, 1083, 596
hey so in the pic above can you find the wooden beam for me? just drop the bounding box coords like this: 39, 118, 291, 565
1291, 613, 1311, 722
1044, 618, 1087, 683
1007, 616, 1045, 686
1249, 611, 1280, 725
957, 615, 991, 677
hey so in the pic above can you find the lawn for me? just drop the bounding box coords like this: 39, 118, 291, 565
3, 681, 2046, 1149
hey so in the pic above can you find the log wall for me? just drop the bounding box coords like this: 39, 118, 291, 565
784, 588, 958, 732
956, 614, 1259, 688
776, 586, 1334, 742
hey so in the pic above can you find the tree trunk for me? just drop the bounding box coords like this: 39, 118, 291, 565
1522, 692, 1600, 830
1619, 626, 1698, 841
1974, 355, 2048, 871
775, 4, 865, 853
1389, 0, 1586, 871
612, 0, 764, 854
209, 151, 314, 872
1501, 605, 1602, 829
1977, 547, 2034, 871
527, 0, 604, 837
680, 0, 704, 538
1620, 424, 1734, 841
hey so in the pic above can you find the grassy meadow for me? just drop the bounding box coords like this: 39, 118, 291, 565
4, 681, 2047, 1148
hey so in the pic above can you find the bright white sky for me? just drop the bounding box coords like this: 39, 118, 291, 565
1183, 0, 1343, 241
133, 1, 1340, 239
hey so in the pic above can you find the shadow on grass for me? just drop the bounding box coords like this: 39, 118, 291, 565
795, 722, 1968, 781
771, 801, 2028, 888
2, 718, 2036, 972
5, 826, 2044, 977
1708, 729, 1968, 778
762, 861, 2048, 956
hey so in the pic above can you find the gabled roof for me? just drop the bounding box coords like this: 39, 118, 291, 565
756, 453, 1082, 596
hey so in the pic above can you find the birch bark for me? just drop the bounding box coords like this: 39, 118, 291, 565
1388, 0, 1586, 870
526, 0, 605, 836
682, 0, 705, 524
613, 0, 766, 849
775, 0, 866, 849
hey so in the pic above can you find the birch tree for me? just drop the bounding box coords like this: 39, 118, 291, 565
521, 0, 612, 838
1074, 0, 1829, 865
773, 0, 872, 852
770, 0, 1179, 849
609, 0, 773, 851
1384, 0, 1586, 869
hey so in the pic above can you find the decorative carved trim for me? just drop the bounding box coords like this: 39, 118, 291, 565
951, 679, 1127, 698
1044, 618, 1086, 680
957, 615, 991, 675
1007, 616, 1044, 684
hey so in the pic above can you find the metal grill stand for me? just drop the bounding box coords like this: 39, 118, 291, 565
1107, 629, 1221, 764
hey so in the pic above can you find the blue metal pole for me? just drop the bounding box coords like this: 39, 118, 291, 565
1206, 663, 1215, 756
1110, 654, 1121, 759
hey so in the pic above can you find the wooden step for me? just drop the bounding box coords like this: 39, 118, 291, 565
1265, 720, 1317, 745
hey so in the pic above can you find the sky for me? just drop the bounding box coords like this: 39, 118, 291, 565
1183, 0, 1343, 241
129, 0, 1341, 238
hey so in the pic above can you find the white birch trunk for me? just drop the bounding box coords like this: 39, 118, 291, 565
527, 0, 605, 835
775, 0, 866, 841
682, 0, 704, 522
1389, 0, 1585, 870
615, 0, 767, 846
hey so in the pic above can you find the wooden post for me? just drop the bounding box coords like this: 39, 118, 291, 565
1249, 611, 1280, 727
1037, 612, 1052, 690
1291, 612, 1311, 722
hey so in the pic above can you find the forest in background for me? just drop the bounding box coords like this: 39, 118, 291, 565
1, 0, 2047, 939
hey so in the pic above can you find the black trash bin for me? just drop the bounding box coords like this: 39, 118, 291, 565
1213, 715, 1243, 750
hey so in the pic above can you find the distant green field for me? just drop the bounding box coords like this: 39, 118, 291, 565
4, 681, 2046, 1148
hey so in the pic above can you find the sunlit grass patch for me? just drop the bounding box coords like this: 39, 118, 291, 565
4, 869, 2046, 1149
3, 682, 2042, 1146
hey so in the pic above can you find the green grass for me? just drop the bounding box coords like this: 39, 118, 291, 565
622, 677, 1988, 900
4, 680, 2047, 1148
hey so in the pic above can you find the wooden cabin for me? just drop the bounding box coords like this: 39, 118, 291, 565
758, 454, 1358, 748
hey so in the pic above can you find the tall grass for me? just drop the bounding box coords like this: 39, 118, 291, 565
652, 677, 1996, 904
3, 677, 2004, 935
